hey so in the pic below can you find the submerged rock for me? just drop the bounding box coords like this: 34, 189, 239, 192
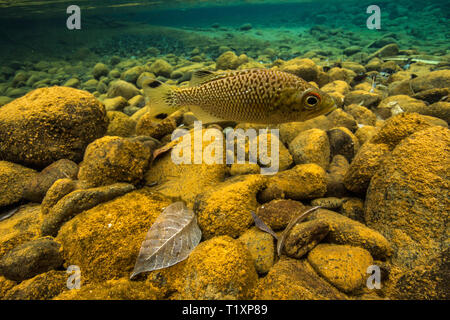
253, 257, 346, 300
179, 236, 258, 299
308, 244, 373, 293
255, 199, 306, 231
288, 128, 330, 169
366, 126, 449, 270
195, 175, 267, 239
0, 237, 63, 281
238, 227, 275, 275
259, 164, 327, 202
0, 161, 37, 208
3, 270, 67, 300
78, 136, 151, 187
56, 189, 171, 283
0, 87, 108, 168
23, 159, 79, 203
283, 219, 330, 259
41, 183, 135, 237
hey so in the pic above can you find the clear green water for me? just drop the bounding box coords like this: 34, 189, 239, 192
0, 0, 448, 63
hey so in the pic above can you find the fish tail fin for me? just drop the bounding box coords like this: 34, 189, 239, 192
142, 78, 181, 119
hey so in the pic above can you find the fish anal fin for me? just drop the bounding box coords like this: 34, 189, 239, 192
187, 105, 228, 125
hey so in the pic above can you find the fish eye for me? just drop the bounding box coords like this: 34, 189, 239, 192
304, 93, 321, 109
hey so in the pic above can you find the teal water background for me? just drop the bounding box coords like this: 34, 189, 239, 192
0, 0, 448, 63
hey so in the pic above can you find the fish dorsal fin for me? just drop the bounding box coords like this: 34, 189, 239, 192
189, 70, 228, 87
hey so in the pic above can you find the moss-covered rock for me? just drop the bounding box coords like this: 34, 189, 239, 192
22, 159, 78, 203
0, 87, 108, 168
308, 209, 392, 260
178, 236, 258, 299
238, 227, 275, 274
3, 270, 67, 300
255, 199, 306, 230
308, 244, 373, 293
0, 204, 41, 259
41, 183, 135, 237
106, 111, 136, 137
288, 128, 330, 169
253, 257, 346, 300
343, 142, 390, 194
195, 175, 267, 239
259, 164, 327, 202
55, 278, 163, 300
0, 237, 63, 281
78, 136, 151, 186
0, 161, 37, 207
56, 188, 171, 284
283, 219, 330, 259
366, 126, 449, 269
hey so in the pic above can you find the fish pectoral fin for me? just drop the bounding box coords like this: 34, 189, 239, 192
189, 70, 228, 87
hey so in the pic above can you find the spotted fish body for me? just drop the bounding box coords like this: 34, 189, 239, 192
143, 68, 336, 124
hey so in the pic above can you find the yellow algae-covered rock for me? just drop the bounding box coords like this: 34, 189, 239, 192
259, 164, 327, 202
3, 270, 66, 300
370, 112, 438, 149
410, 70, 450, 93
145, 128, 227, 206
355, 125, 379, 146
325, 155, 350, 198
327, 67, 356, 84
307, 209, 392, 260
149, 59, 173, 77
375, 95, 427, 119
0, 237, 63, 281
365, 126, 450, 270
308, 244, 373, 293
106, 111, 136, 137
343, 142, 390, 194
0, 204, 41, 259
256, 199, 306, 231
327, 127, 360, 163
103, 96, 128, 111
41, 183, 135, 237
326, 108, 358, 132
55, 278, 162, 300
195, 175, 267, 239
279, 115, 332, 145
0, 87, 108, 168
178, 236, 258, 299
344, 104, 377, 126
107, 79, 140, 100
253, 257, 346, 300
344, 90, 382, 109
0, 161, 37, 207
238, 227, 275, 275
136, 113, 177, 139
288, 128, 330, 169
215, 51, 240, 70
229, 163, 260, 176
78, 136, 151, 187
321, 80, 351, 96
56, 188, 171, 284
280, 58, 320, 82
22, 159, 78, 203
283, 219, 330, 259
0, 275, 16, 299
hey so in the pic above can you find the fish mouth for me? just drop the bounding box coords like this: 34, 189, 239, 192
324, 104, 337, 116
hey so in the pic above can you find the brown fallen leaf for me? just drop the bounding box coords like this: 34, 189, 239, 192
130, 201, 202, 279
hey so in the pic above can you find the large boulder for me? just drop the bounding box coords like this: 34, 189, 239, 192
0, 87, 108, 168
366, 126, 449, 270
